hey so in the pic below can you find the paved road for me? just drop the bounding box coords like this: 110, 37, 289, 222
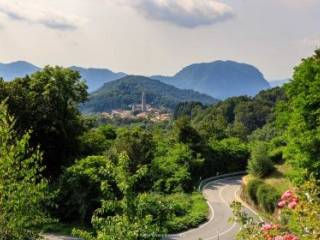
43, 234, 80, 240
44, 176, 258, 240
166, 176, 258, 240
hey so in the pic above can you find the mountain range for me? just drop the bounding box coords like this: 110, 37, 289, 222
81, 75, 217, 113
1, 60, 279, 99
0, 61, 125, 92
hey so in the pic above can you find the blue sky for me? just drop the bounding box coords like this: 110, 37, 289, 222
0, 0, 319, 80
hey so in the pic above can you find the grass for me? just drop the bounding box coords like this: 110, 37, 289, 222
244, 163, 293, 194
242, 162, 294, 220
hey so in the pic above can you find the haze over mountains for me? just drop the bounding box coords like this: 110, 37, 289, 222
0, 60, 278, 100
152, 61, 270, 99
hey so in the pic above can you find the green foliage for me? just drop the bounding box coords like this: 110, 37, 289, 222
248, 142, 275, 178
256, 183, 280, 213
246, 179, 264, 205
165, 193, 208, 233
0, 102, 53, 239
79, 124, 116, 156
174, 117, 205, 179
173, 101, 206, 119
1, 66, 88, 178
280, 49, 320, 181
210, 137, 249, 173
57, 156, 115, 225
152, 143, 192, 193
232, 178, 320, 240
192, 87, 285, 140
73, 153, 168, 240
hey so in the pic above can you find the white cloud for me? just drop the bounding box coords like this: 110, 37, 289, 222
117, 0, 234, 28
0, 0, 84, 30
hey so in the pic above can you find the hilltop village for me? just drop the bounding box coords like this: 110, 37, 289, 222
101, 92, 171, 122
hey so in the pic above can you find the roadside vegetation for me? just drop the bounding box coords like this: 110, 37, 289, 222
232, 49, 320, 239
0, 50, 319, 240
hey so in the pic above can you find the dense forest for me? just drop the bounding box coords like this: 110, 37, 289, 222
0, 50, 319, 240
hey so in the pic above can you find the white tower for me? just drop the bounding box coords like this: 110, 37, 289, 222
141, 91, 146, 112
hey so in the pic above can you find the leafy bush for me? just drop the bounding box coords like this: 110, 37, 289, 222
247, 179, 264, 205
210, 137, 249, 173
0, 102, 53, 239
256, 184, 280, 213
79, 124, 116, 156
152, 143, 192, 193
165, 193, 208, 233
248, 142, 275, 178
57, 156, 116, 225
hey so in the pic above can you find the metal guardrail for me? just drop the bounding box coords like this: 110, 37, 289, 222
198, 171, 247, 192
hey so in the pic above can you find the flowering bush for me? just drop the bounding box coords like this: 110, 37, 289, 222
231, 178, 320, 240
277, 190, 298, 210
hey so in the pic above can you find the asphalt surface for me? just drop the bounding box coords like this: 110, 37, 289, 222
165, 176, 258, 240
43, 235, 80, 240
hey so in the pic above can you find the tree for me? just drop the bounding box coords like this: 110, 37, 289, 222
152, 143, 193, 193
174, 117, 205, 180
57, 156, 116, 225
282, 49, 320, 181
3, 66, 88, 178
247, 142, 274, 178
0, 102, 53, 239
73, 153, 171, 240
79, 124, 117, 156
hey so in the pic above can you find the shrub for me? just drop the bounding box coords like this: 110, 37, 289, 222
57, 156, 115, 225
248, 142, 275, 178
256, 184, 280, 213
247, 179, 264, 205
269, 148, 283, 164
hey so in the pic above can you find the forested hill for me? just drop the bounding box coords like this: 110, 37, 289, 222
152, 60, 271, 99
81, 75, 218, 113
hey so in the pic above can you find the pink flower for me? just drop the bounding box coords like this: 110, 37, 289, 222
283, 234, 299, 240
261, 224, 273, 231
288, 201, 298, 209
278, 200, 287, 208
274, 236, 284, 240
281, 191, 293, 200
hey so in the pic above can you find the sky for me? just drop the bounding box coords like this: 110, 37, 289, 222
0, 0, 319, 80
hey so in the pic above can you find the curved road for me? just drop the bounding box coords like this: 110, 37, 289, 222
166, 176, 258, 240
45, 176, 258, 240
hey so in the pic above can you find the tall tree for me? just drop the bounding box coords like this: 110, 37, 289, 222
283, 49, 320, 181
0, 102, 53, 239
3, 66, 88, 178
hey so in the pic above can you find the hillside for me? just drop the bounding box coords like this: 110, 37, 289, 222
152, 60, 271, 99
81, 75, 218, 113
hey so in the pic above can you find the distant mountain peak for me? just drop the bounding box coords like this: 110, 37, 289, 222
152, 60, 270, 99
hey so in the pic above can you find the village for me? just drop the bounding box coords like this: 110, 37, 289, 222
101, 92, 171, 122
